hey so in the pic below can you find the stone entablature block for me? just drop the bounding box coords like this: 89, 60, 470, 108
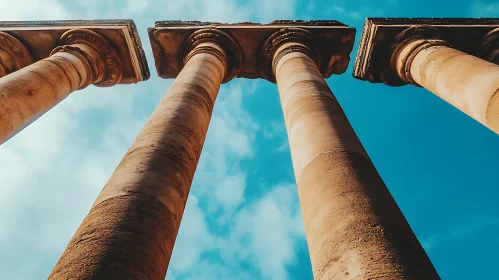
0, 20, 149, 83
148, 20, 355, 82
353, 18, 499, 86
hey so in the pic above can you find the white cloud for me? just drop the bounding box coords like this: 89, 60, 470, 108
262, 120, 290, 152
168, 196, 216, 273
0, 0, 70, 20
422, 215, 499, 251
263, 120, 286, 139
276, 140, 290, 152
326, 5, 365, 20
321, 1, 386, 21
167, 81, 260, 278
230, 184, 305, 280
0, 0, 305, 279
469, 1, 499, 17
214, 173, 247, 209
0, 84, 151, 278
250, 0, 296, 23
170, 183, 305, 280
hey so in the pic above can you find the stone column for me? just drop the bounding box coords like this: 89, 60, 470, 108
49, 29, 241, 279
391, 26, 499, 134
0, 29, 123, 144
261, 28, 439, 279
0, 31, 33, 77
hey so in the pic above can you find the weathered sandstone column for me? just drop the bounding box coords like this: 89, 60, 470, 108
262, 28, 439, 279
391, 26, 499, 134
0, 29, 123, 144
49, 29, 241, 279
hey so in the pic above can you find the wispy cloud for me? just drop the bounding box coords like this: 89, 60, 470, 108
422, 215, 499, 252
169, 183, 304, 280
469, 1, 499, 17
0, 0, 305, 279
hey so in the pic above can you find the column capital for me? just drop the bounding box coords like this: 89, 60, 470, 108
259, 28, 321, 83
182, 29, 242, 83
0, 31, 33, 77
481, 27, 499, 64
389, 25, 451, 86
353, 18, 499, 86
0, 20, 149, 84
149, 21, 354, 81
50, 28, 123, 88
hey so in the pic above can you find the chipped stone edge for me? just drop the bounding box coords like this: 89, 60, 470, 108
155, 20, 347, 27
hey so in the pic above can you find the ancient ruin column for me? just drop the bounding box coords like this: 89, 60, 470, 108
391, 26, 499, 134
0, 29, 123, 144
262, 28, 439, 279
49, 29, 241, 279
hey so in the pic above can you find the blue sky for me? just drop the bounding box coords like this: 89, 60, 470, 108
0, 0, 498, 279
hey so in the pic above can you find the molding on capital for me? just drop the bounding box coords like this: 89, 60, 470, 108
182, 29, 242, 83
51, 29, 123, 87
259, 28, 321, 83
481, 27, 499, 64
0, 31, 33, 77
386, 25, 451, 86
353, 18, 499, 86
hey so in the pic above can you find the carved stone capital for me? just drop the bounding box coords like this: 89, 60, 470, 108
259, 28, 321, 83
149, 21, 354, 81
384, 25, 451, 86
388, 25, 452, 86
354, 18, 499, 86
0, 31, 33, 77
50, 29, 123, 88
182, 29, 242, 83
481, 27, 499, 64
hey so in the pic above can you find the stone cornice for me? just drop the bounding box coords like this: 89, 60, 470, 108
182, 29, 242, 83
353, 18, 499, 85
148, 20, 355, 81
0, 20, 149, 83
0, 31, 33, 77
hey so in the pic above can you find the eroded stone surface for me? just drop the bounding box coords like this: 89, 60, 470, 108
49, 34, 230, 279
272, 29, 439, 279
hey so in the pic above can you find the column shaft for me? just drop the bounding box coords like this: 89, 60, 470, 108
0, 52, 87, 143
395, 40, 499, 133
275, 50, 439, 279
0, 28, 122, 145
49, 44, 226, 279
